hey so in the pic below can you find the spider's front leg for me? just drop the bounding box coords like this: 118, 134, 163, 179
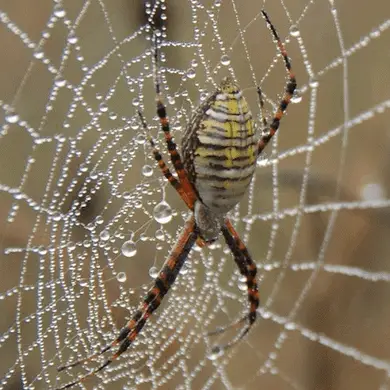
55, 217, 198, 389
151, 31, 197, 208
257, 10, 297, 156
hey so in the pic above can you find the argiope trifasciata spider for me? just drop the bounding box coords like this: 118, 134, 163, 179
55, 10, 296, 389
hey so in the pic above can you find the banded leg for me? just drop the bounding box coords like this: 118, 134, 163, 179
258, 10, 297, 155
152, 32, 197, 208
56, 217, 198, 389
208, 219, 259, 353
138, 111, 194, 209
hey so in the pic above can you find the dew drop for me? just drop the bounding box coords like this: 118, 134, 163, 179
149, 266, 159, 279
309, 76, 319, 88
68, 32, 78, 45
285, 321, 296, 330
135, 134, 146, 145
34, 51, 44, 59
55, 78, 66, 88
187, 68, 196, 79
52, 212, 62, 222
116, 272, 127, 283
121, 240, 137, 257
38, 246, 48, 256
220, 54, 230, 66
142, 165, 153, 177
291, 89, 302, 104
100, 230, 110, 241
109, 112, 117, 120
5, 112, 19, 124
99, 103, 108, 112
207, 346, 224, 360
153, 201, 172, 224
155, 229, 164, 241
289, 25, 300, 37
54, 5, 66, 18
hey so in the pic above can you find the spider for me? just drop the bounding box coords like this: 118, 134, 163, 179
55, 10, 296, 389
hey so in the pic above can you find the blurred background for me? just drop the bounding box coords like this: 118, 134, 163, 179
0, 0, 390, 389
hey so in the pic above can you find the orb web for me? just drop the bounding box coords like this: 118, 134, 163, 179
0, 1, 390, 389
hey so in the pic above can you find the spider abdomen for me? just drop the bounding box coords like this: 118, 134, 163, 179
182, 78, 257, 214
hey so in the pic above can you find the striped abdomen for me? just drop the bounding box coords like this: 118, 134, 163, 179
182, 78, 257, 215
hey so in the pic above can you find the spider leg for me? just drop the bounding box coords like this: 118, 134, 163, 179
256, 86, 268, 129
208, 219, 259, 353
152, 32, 197, 208
257, 10, 297, 156
56, 217, 198, 389
138, 111, 194, 209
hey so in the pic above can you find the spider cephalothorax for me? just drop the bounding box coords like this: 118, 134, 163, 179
55, 10, 296, 389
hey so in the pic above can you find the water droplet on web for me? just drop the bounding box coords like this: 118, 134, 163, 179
149, 266, 159, 279
68, 32, 78, 45
238, 275, 246, 283
289, 25, 300, 37
200, 92, 208, 102
116, 272, 127, 283
140, 233, 148, 241
132, 97, 140, 107
121, 241, 137, 257
95, 216, 104, 225
54, 4, 66, 18
99, 103, 108, 112
135, 134, 146, 144
38, 246, 47, 256
309, 76, 319, 88
5, 112, 19, 124
220, 54, 230, 66
34, 50, 44, 59
187, 68, 196, 79
238, 282, 247, 291
100, 230, 110, 241
155, 229, 165, 240
55, 78, 66, 88
207, 346, 224, 360
52, 212, 62, 222
291, 89, 302, 104
285, 321, 296, 330
153, 201, 172, 224
142, 165, 153, 177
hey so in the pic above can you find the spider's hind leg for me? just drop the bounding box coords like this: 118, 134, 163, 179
207, 219, 259, 353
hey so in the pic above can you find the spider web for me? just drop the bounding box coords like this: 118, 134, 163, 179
0, 0, 390, 389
